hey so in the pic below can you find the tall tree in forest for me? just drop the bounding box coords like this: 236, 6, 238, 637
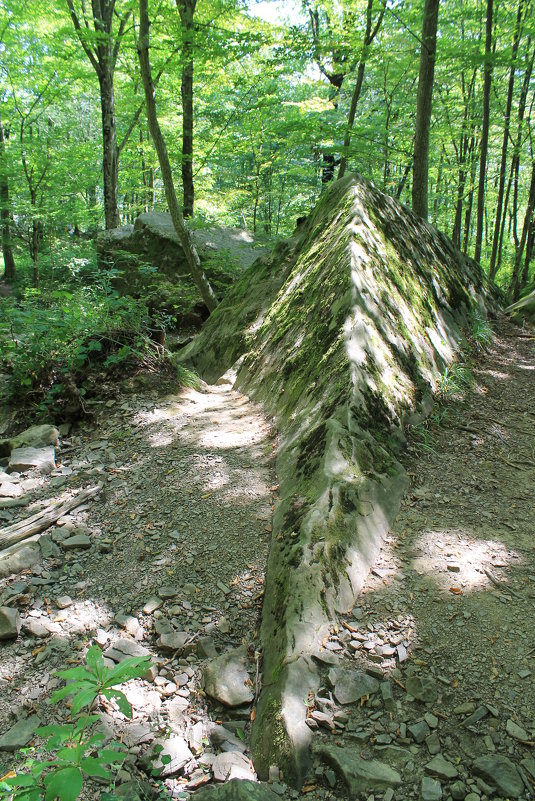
0, 115, 15, 282
176, 0, 197, 218
337, 0, 385, 179
412, 0, 440, 220
66, 0, 132, 229
474, 0, 493, 264
137, 0, 218, 312
488, 0, 526, 281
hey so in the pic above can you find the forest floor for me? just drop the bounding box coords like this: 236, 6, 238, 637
0, 318, 534, 801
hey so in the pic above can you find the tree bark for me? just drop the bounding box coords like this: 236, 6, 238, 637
0, 116, 15, 282
99, 68, 120, 229
176, 0, 197, 218
412, 0, 440, 220
509, 158, 535, 301
137, 0, 218, 312
488, 0, 525, 281
474, 0, 493, 264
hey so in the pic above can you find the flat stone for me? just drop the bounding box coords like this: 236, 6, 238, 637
421, 776, 442, 801
406, 675, 437, 704
202, 646, 253, 707
0, 481, 23, 498
158, 631, 189, 653
408, 721, 430, 743
472, 755, 524, 798
104, 638, 151, 663
142, 596, 162, 614
328, 667, 380, 705
506, 719, 530, 742
462, 706, 488, 726
450, 780, 467, 800
426, 732, 441, 755
10, 425, 59, 450
0, 606, 21, 639
315, 743, 401, 794
8, 446, 55, 475
153, 735, 193, 777
0, 544, 40, 578
425, 755, 458, 780
0, 715, 41, 751
194, 780, 280, 801
197, 635, 218, 659
212, 751, 255, 781
23, 618, 50, 638
56, 596, 73, 609
60, 534, 91, 551
39, 535, 61, 559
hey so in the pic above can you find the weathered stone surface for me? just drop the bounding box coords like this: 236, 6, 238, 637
153, 735, 192, 777
328, 667, 379, 704
104, 637, 151, 663
194, 780, 281, 801
425, 755, 458, 780
0, 606, 21, 639
8, 446, 55, 474
0, 424, 59, 459
0, 543, 40, 578
60, 534, 92, 551
181, 175, 496, 786
421, 776, 442, 801
158, 631, 189, 653
406, 675, 437, 704
212, 751, 255, 781
0, 480, 23, 498
315, 743, 401, 794
472, 755, 524, 798
202, 646, 253, 707
0, 715, 41, 751
506, 288, 535, 325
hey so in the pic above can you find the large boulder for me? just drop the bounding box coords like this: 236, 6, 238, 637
506, 288, 535, 325
97, 213, 270, 325
180, 175, 496, 786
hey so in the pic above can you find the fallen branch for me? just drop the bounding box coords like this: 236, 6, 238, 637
0, 485, 102, 551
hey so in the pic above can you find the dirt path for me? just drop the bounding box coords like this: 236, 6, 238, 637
304, 321, 535, 801
0, 378, 275, 795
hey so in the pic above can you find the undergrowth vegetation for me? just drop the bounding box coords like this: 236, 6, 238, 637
0, 262, 197, 422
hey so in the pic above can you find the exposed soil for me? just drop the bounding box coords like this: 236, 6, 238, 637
0, 318, 534, 801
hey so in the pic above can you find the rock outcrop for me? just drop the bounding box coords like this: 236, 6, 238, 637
506, 288, 535, 325
97, 212, 270, 325
180, 175, 496, 786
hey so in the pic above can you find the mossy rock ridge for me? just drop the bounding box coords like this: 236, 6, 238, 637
180, 174, 497, 787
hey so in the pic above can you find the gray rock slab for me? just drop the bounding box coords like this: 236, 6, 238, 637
212, 751, 255, 781
473, 755, 524, 798
425, 755, 458, 780
153, 735, 193, 777
8, 446, 55, 475
0, 543, 40, 578
202, 646, 254, 707
0, 481, 23, 498
316, 743, 401, 794
328, 667, 380, 705
421, 776, 442, 801
194, 780, 281, 801
104, 638, 151, 663
0, 715, 41, 751
10, 425, 59, 450
0, 606, 21, 639
406, 675, 437, 704
506, 719, 530, 742
60, 534, 91, 551
158, 631, 189, 653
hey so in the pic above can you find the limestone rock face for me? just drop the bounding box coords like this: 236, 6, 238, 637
180, 174, 496, 785
97, 213, 269, 324
202, 646, 254, 707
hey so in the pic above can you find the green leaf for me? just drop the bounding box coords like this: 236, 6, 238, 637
71, 686, 98, 715
44, 767, 83, 801
103, 656, 151, 686
80, 757, 111, 780
101, 689, 132, 718
56, 666, 92, 682
3, 774, 37, 788
95, 748, 126, 765
85, 645, 105, 678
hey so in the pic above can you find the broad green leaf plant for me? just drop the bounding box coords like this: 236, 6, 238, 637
0, 645, 151, 801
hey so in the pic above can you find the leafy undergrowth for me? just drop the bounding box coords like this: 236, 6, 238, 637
0, 283, 198, 425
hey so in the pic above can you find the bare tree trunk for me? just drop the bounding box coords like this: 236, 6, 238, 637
0, 116, 15, 282
338, 0, 385, 180
176, 0, 197, 218
520, 217, 534, 291
510, 159, 535, 301
137, 0, 217, 312
99, 67, 120, 229
462, 134, 477, 253
488, 0, 525, 281
412, 0, 440, 219
474, 0, 493, 264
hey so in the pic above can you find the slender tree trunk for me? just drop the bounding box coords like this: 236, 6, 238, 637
176, 0, 197, 218
338, 0, 385, 180
0, 117, 15, 282
488, 0, 525, 281
137, 0, 217, 312
99, 68, 120, 229
520, 217, 534, 291
463, 134, 477, 253
474, 0, 493, 264
510, 159, 535, 301
412, 0, 440, 219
